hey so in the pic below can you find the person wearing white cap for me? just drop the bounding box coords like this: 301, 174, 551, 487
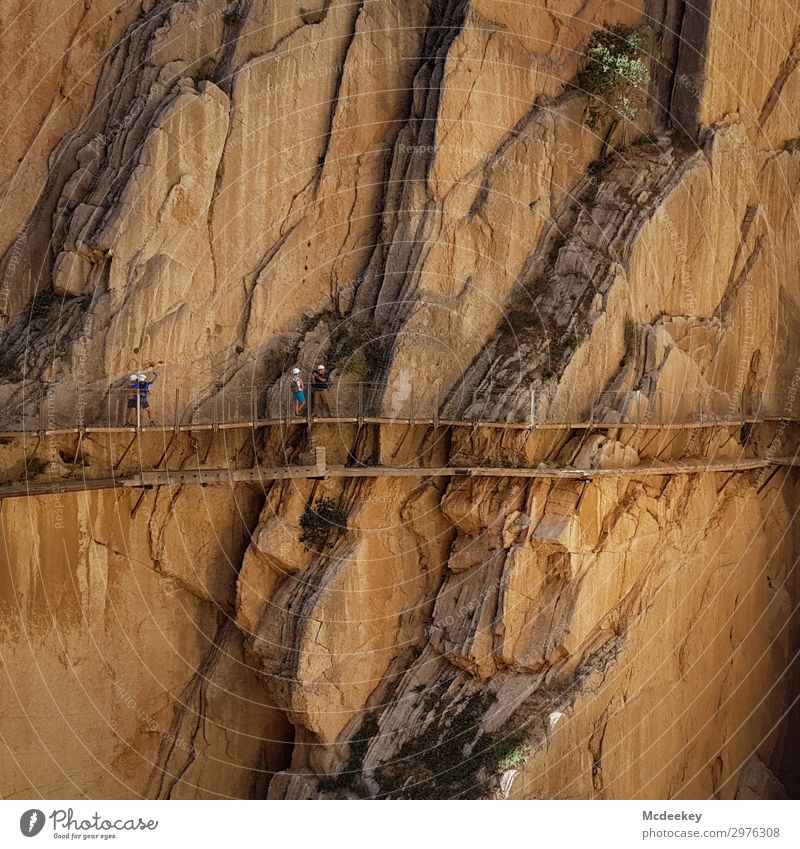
310, 364, 332, 417
125, 369, 158, 425
290, 367, 306, 417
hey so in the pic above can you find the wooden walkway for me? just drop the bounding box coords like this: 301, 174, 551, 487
0, 412, 798, 440
1, 414, 797, 500
1, 449, 796, 501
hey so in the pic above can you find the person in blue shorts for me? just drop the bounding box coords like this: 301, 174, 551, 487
290, 367, 306, 416
125, 371, 158, 425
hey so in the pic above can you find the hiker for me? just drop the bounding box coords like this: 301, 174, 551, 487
125, 371, 158, 425
310, 364, 332, 417
290, 367, 306, 416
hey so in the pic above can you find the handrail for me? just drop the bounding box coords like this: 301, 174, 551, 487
1, 454, 797, 501
0, 413, 798, 440
0, 382, 797, 433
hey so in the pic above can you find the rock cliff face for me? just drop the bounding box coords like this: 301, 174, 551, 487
1, 0, 798, 799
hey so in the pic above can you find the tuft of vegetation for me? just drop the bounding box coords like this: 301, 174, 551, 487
587, 156, 612, 176
495, 738, 529, 771
371, 688, 492, 799
0, 352, 19, 381
317, 640, 618, 799
579, 25, 651, 128
363, 687, 537, 800
26, 287, 59, 322
318, 712, 379, 794
299, 5, 328, 25
324, 320, 390, 381
25, 456, 49, 477
783, 138, 800, 153
300, 496, 348, 552
579, 181, 601, 208
223, 1, 248, 26
631, 133, 659, 147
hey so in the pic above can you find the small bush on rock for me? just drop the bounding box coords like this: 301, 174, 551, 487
223, 1, 248, 26
25, 456, 49, 477
0, 352, 18, 381
26, 287, 59, 322
300, 496, 348, 551
325, 320, 390, 381
579, 25, 651, 128
299, 6, 328, 25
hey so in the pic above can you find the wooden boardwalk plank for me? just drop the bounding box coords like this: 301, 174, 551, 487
2, 456, 796, 500
1, 414, 798, 440
0, 477, 125, 498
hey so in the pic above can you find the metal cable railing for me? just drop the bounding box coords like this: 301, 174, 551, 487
0, 380, 797, 432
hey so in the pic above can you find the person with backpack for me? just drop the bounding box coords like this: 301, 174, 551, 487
290, 367, 306, 416
310, 364, 332, 417
125, 371, 158, 426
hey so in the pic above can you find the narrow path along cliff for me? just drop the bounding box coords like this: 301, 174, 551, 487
0, 0, 798, 800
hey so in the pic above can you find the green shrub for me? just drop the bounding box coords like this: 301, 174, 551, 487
25, 456, 49, 477
317, 712, 378, 793
299, 6, 328, 25
26, 287, 59, 322
300, 496, 348, 551
587, 156, 612, 175
493, 735, 528, 771
370, 688, 513, 800
320, 688, 534, 799
579, 25, 651, 128
325, 320, 390, 381
0, 352, 18, 381
223, 1, 248, 26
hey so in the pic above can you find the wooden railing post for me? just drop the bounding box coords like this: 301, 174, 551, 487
314, 445, 327, 476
